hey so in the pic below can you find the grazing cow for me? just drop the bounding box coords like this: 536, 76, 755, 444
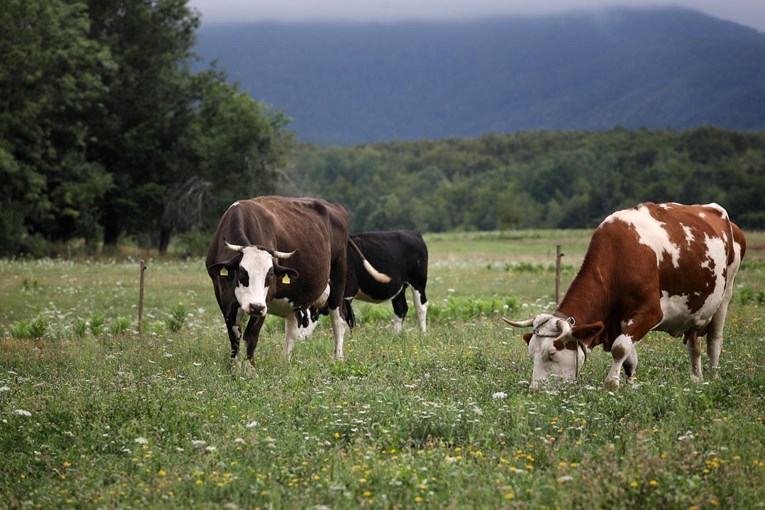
205, 196, 389, 369
504, 202, 746, 389
300, 230, 429, 335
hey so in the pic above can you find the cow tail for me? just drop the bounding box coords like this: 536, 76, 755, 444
348, 238, 392, 283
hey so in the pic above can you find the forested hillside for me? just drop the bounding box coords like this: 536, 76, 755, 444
280, 127, 765, 233
196, 7, 765, 145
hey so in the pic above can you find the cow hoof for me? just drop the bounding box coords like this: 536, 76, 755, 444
604, 377, 620, 389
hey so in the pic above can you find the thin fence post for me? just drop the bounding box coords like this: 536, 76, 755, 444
555, 245, 563, 305
138, 260, 147, 335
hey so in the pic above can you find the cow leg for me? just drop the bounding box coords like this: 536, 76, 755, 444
412, 287, 428, 333
391, 285, 409, 333
685, 331, 703, 380
225, 307, 244, 359
329, 307, 346, 360
706, 288, 734, 379
240, 315, 265, 376
284, 312, 301, 360
622, 347, 639, 380
605, 307, 662, 388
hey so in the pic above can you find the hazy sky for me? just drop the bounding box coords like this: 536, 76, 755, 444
188, 0, 765, 32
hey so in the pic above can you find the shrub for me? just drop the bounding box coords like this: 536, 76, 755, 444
166, 304, 187, 332
89, 314, 105, 336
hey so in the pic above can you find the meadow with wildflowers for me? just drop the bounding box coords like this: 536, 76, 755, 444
1, 231, 764, 509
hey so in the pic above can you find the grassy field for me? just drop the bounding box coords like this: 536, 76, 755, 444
1, 230, 765, 509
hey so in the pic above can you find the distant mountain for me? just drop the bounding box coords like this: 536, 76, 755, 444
195, 7, 765, 145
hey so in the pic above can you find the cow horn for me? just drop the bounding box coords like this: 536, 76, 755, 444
225, 240, 245, 252
271, 249, 295, 259
502, 317, 534, 327
553, 318, 573, 342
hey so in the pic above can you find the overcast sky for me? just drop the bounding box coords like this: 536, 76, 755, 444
188, 0, 765, 33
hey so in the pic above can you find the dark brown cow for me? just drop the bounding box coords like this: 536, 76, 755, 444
205, 196, 388, 370
504, 202, 746, 389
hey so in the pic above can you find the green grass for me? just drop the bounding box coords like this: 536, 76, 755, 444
1, 231, 765, 508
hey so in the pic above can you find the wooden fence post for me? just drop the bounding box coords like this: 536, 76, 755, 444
138, 260, 147, 335
555, 245, 564, 304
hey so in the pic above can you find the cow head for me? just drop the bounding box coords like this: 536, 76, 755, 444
503, 314, 603, 389
209, 241, 299, 317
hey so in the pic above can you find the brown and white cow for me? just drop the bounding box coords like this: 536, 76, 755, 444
504, 202, 746, 389
205, 196, 389, 370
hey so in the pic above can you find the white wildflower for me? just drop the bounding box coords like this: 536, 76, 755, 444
492, 392, 508, 399
191, 440, 207, 449
134, 437, 149, 445
14, 409, 31, 417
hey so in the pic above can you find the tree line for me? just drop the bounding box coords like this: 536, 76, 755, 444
285, 127, 765, 235
0, 0, 289, 256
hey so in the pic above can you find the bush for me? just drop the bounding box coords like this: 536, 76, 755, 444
166, 304, 187, 332
9, 316, 48, 340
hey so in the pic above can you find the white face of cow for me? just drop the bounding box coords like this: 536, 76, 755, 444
515, 314, 586, 389
234, 247, 277, 317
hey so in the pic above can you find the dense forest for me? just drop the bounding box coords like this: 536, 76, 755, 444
195, 8, 765, 145
281, 127, 765, 234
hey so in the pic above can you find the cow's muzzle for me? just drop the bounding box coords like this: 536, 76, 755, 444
244, 303, 267, 316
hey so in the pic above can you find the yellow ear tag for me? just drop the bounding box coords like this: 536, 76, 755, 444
219, 267, 228, 277
282, 274, 291, 284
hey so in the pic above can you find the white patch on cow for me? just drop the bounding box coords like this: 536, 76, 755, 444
234, 247, 274, 316
604, 205, 681, 268
312, 284, 331, 309
296, 316, 319, 340
604, 334, 635, 388
695, 233, 730, 320
413, 289, 428, 333
330, 307, 346, 360
658, 292, 694, 336
681, 224, 695, 245
706, 202, 728, 219
525, 314, 583, 389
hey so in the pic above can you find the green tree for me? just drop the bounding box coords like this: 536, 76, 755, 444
0, 0, 114, 254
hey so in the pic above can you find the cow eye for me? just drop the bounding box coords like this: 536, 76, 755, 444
238, 269, 249, 287
265, 268, 274, 286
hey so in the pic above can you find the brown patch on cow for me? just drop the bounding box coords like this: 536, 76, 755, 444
522, 333, 532, 345
611, 342, 626, 360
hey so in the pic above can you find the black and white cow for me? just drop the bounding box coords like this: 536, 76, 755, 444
205, 196, 389, 370
302, 230, 429, 334
344, 230, 429, 333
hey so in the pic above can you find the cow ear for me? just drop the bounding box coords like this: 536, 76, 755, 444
571, 321, 604, 341
522, 332, 532, 345
274, 264, 299, 280
207, 261, 237, 279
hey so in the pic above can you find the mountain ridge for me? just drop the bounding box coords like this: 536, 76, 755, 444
195, 7, 765, 145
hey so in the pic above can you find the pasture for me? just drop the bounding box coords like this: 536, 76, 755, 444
1, 230, 764, 509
